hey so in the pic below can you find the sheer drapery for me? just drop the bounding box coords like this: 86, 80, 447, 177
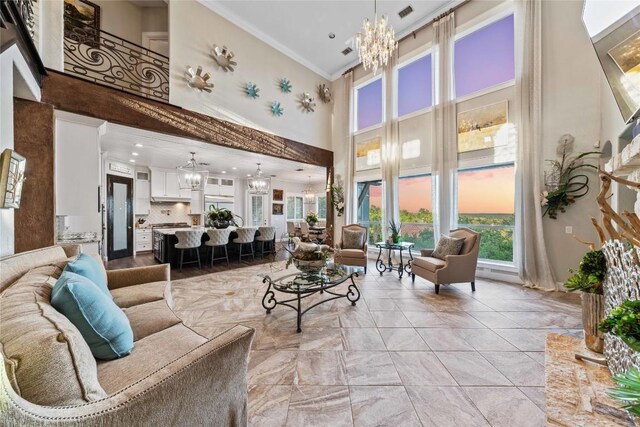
431, 12, 457, 239
343, 71, 355, 225
381, 52, 400, 239
515, 0, 556, 290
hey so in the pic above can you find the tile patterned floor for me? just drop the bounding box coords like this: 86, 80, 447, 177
170, 261, 581, 427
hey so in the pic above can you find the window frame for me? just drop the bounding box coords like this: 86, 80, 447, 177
286, 194, 305, 221
353, 74, 385, 134
394, 48, 435, 120
316, 194, 327, 220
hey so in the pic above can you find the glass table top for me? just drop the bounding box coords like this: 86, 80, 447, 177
375, 242, 415, 250
260, 263, 358, 293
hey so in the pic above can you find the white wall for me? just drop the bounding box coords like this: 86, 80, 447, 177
168, 0, 332, 150
0, 45, 42, 256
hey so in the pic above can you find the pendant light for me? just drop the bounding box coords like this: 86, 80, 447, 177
355, 0, 397, 74
247, 163, 271, 195
177, 152, 209, 191
304, 176, 316, 204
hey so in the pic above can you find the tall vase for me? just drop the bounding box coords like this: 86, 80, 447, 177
581, 292, 605, 353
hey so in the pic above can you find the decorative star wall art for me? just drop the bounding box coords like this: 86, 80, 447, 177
185, 66, 213, 92
210, 45, 237, 72
271, 101, 284, 117
299, 92, 316, 113
245, 82, 260, 99
279, 78, 292, 93
318, 83, 332, 103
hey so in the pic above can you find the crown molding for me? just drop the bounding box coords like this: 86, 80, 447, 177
197, 0, 332, 80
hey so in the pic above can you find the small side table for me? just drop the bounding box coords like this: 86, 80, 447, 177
375, 242, 414, 278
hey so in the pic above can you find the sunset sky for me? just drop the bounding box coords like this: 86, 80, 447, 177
367, 166, 515, 214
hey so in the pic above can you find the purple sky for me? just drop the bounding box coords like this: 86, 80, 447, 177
398, 55, 433, 116
455, 14, 515, 98
357, 78, 383, 130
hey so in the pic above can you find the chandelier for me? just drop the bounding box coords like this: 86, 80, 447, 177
247, 163, 271, 195
303, 176, 316, 204
177, 152, 209, 191
355, 0, 397, 74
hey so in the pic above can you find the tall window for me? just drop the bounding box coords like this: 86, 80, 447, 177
356, 78, 383, 130
356, 180, 382, 244
317, 195, 327, 219
455, 14, 515, 98
286, 195, 304, 220
457, 165, 515, 262
398, 175, 434, 249
397, 54, 433, 117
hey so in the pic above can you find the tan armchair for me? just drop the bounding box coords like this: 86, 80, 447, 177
411, 228, 481, 294
334, 224, 368, 274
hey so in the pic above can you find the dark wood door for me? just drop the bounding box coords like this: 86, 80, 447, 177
107, 174, 133, 260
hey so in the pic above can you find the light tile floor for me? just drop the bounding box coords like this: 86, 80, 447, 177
170, 261, 581, 427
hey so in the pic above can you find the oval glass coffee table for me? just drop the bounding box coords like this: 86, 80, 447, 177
260, 264, 360, 332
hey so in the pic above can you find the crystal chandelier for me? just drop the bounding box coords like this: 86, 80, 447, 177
177, 152, 209, 191
355, 0, 397, 74
247, 163, 271, 195
303, 176, 316, 204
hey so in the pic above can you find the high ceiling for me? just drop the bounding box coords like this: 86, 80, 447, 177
201, 0, 457, 80
100, 123, 327, 184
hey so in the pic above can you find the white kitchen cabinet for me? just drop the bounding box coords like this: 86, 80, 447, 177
204, 176, 235, 196
150, 168, 190, 200
164, 171, 179, 197
220, 178, 235, 196
135, 228, 152, 252
135, 174, 151, 215
189, 190, 203, 214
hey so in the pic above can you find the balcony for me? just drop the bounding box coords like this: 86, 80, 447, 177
63, 16, 169, 103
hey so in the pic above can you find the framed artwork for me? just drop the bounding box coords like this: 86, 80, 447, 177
0, 149, 26, 209
457, 101, 509, 153
355, 137, 381, 171
273, 189, 283, 202
272, 203, 283, 215
64, 0, 101, 44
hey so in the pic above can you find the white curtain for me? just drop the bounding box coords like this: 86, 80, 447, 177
431, 12, 458, 239
515, 0, 557, 290
381, 52, 400, 239
343, 71, 355, 225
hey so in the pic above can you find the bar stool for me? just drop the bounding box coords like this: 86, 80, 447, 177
175, 230, 203, 272
256, 226, 276, 258
233, 227, 257, 263
205, 228, 231, 267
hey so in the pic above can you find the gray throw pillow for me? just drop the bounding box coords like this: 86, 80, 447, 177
343, 229, 365, 249
432, 235, 464, 260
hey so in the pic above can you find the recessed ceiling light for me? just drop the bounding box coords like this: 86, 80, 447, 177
328, 32, 335, 39
221, 170, 226, 174
247, 174, 252, 177
129, 159, 136, 163
232, 167, 237, 170
131, 152, 139, 156
135, 143, 143, 147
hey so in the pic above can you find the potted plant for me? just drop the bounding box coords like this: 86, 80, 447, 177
388, 220, 401, 244
599, 299, 640, 353
206, 206, 239, 229
565, 249, 607, 352
608, 368, 640, 420
285, 238, 332, 275
306, 211, 318, 227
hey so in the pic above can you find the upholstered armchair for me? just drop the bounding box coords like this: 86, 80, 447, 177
411, 228, 481, 294
334, 224, 368, 274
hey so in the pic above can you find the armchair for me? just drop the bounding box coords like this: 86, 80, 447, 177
411, 228, 481, 294
334, 224, 368, 274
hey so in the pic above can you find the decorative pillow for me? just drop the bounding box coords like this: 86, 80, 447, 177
343, 229, 365, 249
64, 253, 110, 297
51, 272, 134, 360
432, 235, 464, 260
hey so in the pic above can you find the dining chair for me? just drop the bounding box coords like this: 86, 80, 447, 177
256, 226, 276, 258
205, 228, 231, 267
299, 222, 310, 241
174, 230, 203, 272
286, 221, 298, 245
233, 227, 257, 263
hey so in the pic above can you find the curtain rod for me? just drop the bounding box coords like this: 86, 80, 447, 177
342, 0, 470, 77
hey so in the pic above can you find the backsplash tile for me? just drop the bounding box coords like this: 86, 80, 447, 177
139, 202, 193, 225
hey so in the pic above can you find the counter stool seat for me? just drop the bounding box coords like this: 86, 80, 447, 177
175, 230, 202, 272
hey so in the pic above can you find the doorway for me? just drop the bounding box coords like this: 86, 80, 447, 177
247, 194, 268, 227
107, 174, 133, 260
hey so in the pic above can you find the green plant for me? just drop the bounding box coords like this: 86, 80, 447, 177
565, 250, 606, 294
306, 211, 318, 224
206, 206, 239, 226
388, 220, 401, 243
542, 134, 599, 219
330, 184, 345, 216
608, 368, 640, 417
599, 300, 640, 352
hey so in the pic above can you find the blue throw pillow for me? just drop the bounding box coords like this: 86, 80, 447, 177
52, 271, 134, 360
64, 253, 110, 297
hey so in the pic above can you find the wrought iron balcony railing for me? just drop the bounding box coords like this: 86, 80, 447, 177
63, 16, 169, 103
